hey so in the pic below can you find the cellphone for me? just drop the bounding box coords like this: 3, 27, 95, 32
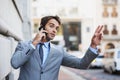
39, 26, 50, 41
39, 26, 47, 38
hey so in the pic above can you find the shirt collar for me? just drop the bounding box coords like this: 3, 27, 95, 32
42, 41, 50, 48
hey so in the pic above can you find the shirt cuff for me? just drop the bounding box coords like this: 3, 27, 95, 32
89, 46, 98, 54
30, 43, 36, 49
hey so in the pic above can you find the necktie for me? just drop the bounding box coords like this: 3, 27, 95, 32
39, 43, 44, 64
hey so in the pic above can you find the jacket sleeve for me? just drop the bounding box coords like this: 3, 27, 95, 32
11, 41, 35, 69
61, 48, 98, 69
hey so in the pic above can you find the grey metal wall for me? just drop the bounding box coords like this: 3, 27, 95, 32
0, 0, 32, 80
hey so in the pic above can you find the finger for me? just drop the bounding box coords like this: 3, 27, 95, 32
97, 25, 103, 33
95, 26, 100, 33
42, 34, 46, 39
38, 29, 43, 33
95, 25, 103, 33
42, 30, 48, 34
99, 34, 102, 40
39, 28, 46, 34
40, 28, 43, 31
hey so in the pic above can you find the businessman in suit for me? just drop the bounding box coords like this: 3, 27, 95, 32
11, 15, 103, 80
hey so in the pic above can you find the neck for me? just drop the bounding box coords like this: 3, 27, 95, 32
41, 39, 49, 43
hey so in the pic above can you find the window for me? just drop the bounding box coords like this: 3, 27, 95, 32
34, 23, 39, 33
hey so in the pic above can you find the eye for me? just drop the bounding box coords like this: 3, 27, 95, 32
56, 27, 59, 31
49, 24, 54, 28
50, 25, 54, 28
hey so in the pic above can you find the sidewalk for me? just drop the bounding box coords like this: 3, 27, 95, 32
58, 51, 86, 80
58, 66, 86, 80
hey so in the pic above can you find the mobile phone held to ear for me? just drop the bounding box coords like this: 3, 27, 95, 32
39, 26, 50, 41
39, 26, 47, 36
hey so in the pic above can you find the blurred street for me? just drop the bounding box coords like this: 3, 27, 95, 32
59, 66, 120, 80
58, 51, 120, 80
58, 51, 85, 80
59, 66, 86, 80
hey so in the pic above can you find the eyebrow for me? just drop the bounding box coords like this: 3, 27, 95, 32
49, 23, 54, 25
49, 23, 59, 27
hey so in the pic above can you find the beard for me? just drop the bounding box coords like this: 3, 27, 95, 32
46, 33, 55, 41
46, 34, 53, 41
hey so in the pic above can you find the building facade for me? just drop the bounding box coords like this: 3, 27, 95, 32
0, 0, 32, 80
95, 0, 120, 54
31, 0, 87, 51
31, 0, 120, 53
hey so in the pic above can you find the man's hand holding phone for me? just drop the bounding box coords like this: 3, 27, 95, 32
32, 28, 47, 47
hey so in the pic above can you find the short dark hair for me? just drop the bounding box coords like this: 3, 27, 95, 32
40, 15, 61, 27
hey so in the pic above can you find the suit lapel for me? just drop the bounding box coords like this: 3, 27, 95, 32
34, 47, 42, 67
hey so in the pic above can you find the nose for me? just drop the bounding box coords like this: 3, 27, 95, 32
53, 28, 57, 33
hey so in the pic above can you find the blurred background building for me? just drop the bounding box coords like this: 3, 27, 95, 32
32, 0, 120, 53
32, 0, 95, 52
99, 0, 120, 54
0, 0, 120, 80
0, 0, 32, 80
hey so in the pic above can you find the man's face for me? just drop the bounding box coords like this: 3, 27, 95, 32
45, 19, 60, 40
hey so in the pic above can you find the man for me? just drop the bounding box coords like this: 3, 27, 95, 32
11, 15, 103, 80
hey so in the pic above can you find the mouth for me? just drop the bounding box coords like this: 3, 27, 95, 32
51, 33, 55, 37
